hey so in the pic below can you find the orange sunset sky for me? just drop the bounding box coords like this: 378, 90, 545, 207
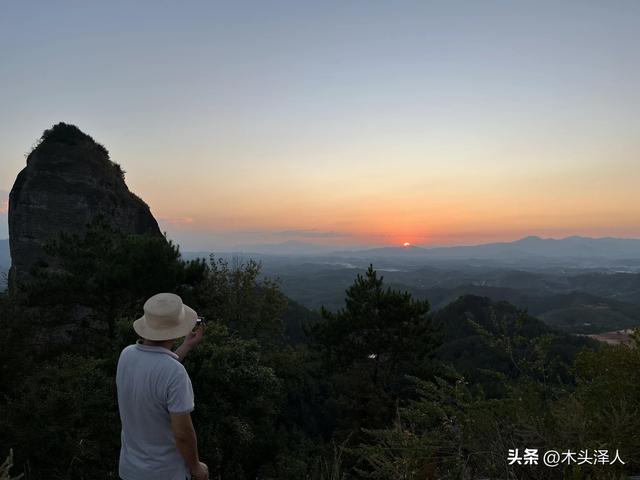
1, 1, 639, 250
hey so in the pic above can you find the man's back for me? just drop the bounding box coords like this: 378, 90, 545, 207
116, 342, 195, 480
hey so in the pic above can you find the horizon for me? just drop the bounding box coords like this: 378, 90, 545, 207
3, 232, 640, 254
2, 1, 640, 249
131, 233, 640, 254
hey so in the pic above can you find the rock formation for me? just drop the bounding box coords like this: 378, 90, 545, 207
8, 122, 163, 288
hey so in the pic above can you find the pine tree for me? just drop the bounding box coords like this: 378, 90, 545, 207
310, 264, 440, 435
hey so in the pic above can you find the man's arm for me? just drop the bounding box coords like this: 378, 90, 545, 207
175, 323, 206, 362
170, 413, 208, 479
171, 412, 199, 468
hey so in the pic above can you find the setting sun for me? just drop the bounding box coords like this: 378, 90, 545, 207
403, 242, 411, 247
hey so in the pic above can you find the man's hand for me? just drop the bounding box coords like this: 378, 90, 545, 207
184, 322, 206, 349
191, 461, 209, 480
175, 322, 207, 362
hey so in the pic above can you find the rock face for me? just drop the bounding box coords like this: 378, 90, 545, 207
9, 123, 163, 288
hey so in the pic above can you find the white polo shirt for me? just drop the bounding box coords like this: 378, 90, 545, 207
116, 341, 195, 480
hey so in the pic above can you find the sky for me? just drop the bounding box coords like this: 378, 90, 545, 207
1, 1, 639, 250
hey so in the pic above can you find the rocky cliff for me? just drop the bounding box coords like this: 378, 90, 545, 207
8, 123, 163, 288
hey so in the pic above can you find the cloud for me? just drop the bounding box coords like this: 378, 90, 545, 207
0, 190, 8, 214
0, 190, 8, 238
221, 228, 354, 239
157, 216, 194, 226
276, 229, 351, 238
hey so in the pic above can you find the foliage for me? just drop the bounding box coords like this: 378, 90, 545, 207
352, 328, 640, 480
353, 373, 474, 480
1, 223, 638, 479
552, 333, 640, 476
309, 264, 440, 445
20, 216, 206, 354
0, 355, 120, 479
313, 265, 436, 369
193, 255, 288, 348
183, 322, 283, 478
433, 295, 596, 397
32, 123, 118, 177
39, 123, 97, 146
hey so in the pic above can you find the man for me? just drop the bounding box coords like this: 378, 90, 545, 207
116, 292, 210, 480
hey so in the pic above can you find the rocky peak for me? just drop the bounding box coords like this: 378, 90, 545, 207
8, 122, 163, 289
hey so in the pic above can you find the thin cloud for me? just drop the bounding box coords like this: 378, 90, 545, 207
0, 190, 8, 238
158, 216, 194, 226
277, 229, 351, 238
0, 190, 8, 214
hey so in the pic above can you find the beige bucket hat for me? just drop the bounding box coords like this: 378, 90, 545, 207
133, 293, 198, 341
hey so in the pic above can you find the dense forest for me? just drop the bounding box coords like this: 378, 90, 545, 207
1, 220, 638, 479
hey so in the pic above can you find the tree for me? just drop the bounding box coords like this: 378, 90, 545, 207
310, 265, 440, 435
0, 218, 207, 478
183, 322, 283, 479
192, 255, 288, 349
18, 216, 206, 355
354, 374, 474, 480
0, 355, 120, 479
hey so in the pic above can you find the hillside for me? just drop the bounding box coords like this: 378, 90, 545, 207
433, 295, 597, 395
416, 285, 640, 334
241, 259, 640, 334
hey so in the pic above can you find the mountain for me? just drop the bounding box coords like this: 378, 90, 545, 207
330, 235, 640, 263
184, 236, 640, 265
8, 123, 163, 288
531, 291, 640, 333
240, 255, 640, 334
418, 285, 640, 334
433, 295, 596, 394
0, 239, 9, 269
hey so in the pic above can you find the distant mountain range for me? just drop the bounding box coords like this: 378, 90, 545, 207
196, 235, 640, 263
331, 236, 640, 260
0, 239, 9, 269
2, 235, 640, 333
3, 235, 640, 272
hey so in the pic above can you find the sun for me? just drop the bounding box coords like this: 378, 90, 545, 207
403, 242, 411, 247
